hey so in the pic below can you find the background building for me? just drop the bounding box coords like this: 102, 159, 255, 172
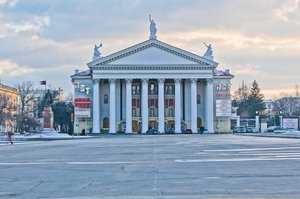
0, 83, 19, 133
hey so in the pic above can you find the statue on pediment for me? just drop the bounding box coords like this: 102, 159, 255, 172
93, 43, 102, 60
203, 42, 214, 60
149, 15, 157, 39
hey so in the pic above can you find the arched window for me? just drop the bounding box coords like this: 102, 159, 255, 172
103, 117, 109, 128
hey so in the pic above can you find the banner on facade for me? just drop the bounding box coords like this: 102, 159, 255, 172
216, 99, 231, 117
75, 108, 91, 118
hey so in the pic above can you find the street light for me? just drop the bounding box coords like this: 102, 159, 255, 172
279, 110, 283, 128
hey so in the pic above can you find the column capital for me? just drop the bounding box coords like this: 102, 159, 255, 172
109, 79, 116, 84
158, 79, 165, 84
93, 79, 100, 84
125, 79, 132, 83
141, 79, 149, 84
174, 79, 181, 84
206, 78, 213, 84
190, 79, 197, 84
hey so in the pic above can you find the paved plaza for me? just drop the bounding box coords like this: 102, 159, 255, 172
2, 134, 300, 198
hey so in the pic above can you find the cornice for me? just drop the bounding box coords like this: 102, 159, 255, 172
90, 64, 215, 71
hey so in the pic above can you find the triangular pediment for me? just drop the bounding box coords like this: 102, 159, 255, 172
88, 39, 218, 67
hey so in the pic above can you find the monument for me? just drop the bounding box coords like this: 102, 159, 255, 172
42, 89, 56, 133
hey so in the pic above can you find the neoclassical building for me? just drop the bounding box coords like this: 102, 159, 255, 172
71, 20, 234, 134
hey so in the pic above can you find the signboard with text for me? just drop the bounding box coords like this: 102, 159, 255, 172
75, 107, 91, 118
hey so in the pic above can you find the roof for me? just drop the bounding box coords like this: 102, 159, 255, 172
88, 38, 218, 68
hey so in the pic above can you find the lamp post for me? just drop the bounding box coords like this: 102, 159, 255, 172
279, 110, 283, 128
255, 111, 260, 132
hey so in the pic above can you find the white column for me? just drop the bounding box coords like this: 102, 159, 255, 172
142, 79, 149, 133
255, 115, 260, 132
237, 115, 240, 127
190, 79, 197, 133
158, 79, 165, 133
92, 79, 100, 133
175, 79, 181, 133
109, 79, 116, 134
205, 79, 214, 133
125, 79, 132, 134
279, 116, 283, 128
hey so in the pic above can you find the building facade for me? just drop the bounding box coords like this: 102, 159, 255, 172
0, 83, 19, 133
71, 29, 234, 134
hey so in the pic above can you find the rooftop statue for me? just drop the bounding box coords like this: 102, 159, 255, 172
203, 42, 214, 60
149, 14, 157, 39
93, 43, 102, 61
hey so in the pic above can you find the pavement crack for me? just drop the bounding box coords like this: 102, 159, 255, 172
30, 180, 44, 191
80, 183, 93, 190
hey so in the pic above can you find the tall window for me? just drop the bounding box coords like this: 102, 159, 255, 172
197, 95, 201, 104
132, 108, 136, 117
149, 83, 157, 94
104, 94, 108, 104
169, 108, 174, 117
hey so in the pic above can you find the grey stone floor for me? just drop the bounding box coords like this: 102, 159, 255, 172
1, 134, 300, 198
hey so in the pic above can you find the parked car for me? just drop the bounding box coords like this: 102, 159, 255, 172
233, 126, 247, 133
246, 127, 259, 133
198, 127, 208, 134
166, 128, 175, 134
182, 129, 192, 134
146, 128, 160, 134
265, 126, 286, 133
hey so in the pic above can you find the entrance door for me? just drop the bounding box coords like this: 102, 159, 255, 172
149, 121, 157, 129
132, 120, 139, 133
167, 120, 174, 128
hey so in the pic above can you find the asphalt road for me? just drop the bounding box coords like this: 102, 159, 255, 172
1, 134, 300, 198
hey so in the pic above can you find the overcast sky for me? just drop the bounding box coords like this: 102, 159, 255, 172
0, 0, 299, 99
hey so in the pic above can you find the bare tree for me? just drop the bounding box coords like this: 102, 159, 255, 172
16, 81, 35, 132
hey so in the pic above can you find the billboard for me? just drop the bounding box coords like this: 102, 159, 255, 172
216, 99, 231, 117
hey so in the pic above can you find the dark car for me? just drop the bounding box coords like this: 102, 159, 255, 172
146, 128, 160, 134
183, 129, 192, 134
166, 128, 175, 134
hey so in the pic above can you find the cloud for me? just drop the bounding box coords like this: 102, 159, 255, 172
273, 0, 300, 22
161, 29, 300, 51
0, 59, 33, 76
0, 0, 17, 7
4, 15, 50, 35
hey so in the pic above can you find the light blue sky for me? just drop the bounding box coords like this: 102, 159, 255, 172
0, 0, 299, 99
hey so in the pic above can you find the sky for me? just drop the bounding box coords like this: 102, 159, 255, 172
0, 0, 299, 99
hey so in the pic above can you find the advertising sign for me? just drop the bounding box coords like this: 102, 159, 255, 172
75, 107, 91, 118
216, 99, 231, 117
